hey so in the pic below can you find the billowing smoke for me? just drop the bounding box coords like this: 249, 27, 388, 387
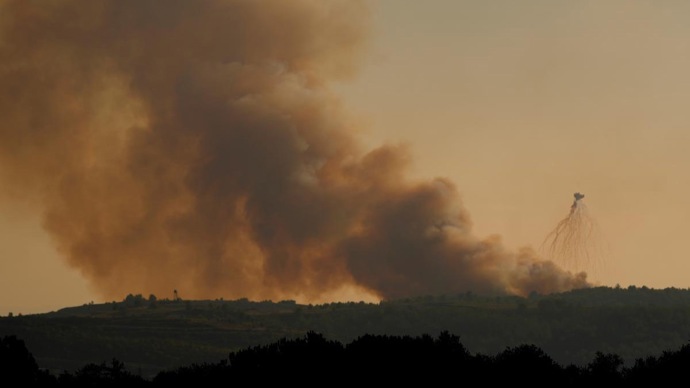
0, 0, 589, 302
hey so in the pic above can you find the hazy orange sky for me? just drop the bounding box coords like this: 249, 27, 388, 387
334, 0, 690, 292
2, 1, 690, 315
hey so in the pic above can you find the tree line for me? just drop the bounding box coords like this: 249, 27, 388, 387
5, 286, 690, 375
3, 331, 690, 386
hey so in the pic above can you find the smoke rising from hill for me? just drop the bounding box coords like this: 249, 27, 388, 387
0, 0, 589, 302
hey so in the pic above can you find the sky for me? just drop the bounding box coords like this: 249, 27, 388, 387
334, 0, 690, 287
2, 0, 690, 315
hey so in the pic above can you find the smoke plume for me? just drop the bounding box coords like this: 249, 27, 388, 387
0, 0, 589, 302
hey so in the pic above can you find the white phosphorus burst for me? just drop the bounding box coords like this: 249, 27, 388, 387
540, 193, 608, 275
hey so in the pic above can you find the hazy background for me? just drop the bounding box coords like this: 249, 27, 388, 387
334, 0, 690, 288
2, 0, 690, 315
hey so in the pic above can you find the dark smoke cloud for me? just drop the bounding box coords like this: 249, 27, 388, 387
0, 0, 589, 302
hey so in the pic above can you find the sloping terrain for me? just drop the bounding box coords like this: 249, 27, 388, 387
2, 286, 690, 378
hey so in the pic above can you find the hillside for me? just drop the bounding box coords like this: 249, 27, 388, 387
2, 286, 690, 377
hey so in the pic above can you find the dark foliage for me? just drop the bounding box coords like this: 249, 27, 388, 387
0, 335, 57, 386
5, 332, 690, 386
5, 287, 690, 385
57, 359, 149, 387
6, 286, 690, 374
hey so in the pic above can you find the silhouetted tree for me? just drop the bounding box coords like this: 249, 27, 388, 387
58, 358, 148, 387
228, 330, 344, 384
624, 343, 690, 386
490, 344, 565, 385
582, 351, 624, 387
0, 335, 56, 385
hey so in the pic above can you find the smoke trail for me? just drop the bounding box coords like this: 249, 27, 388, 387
0, 0, 590, 302
540, 193, 607, 276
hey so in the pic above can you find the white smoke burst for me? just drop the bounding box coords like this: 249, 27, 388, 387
540, 193, 608, 276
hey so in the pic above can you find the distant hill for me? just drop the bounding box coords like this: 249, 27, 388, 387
2, 285, 690, 378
